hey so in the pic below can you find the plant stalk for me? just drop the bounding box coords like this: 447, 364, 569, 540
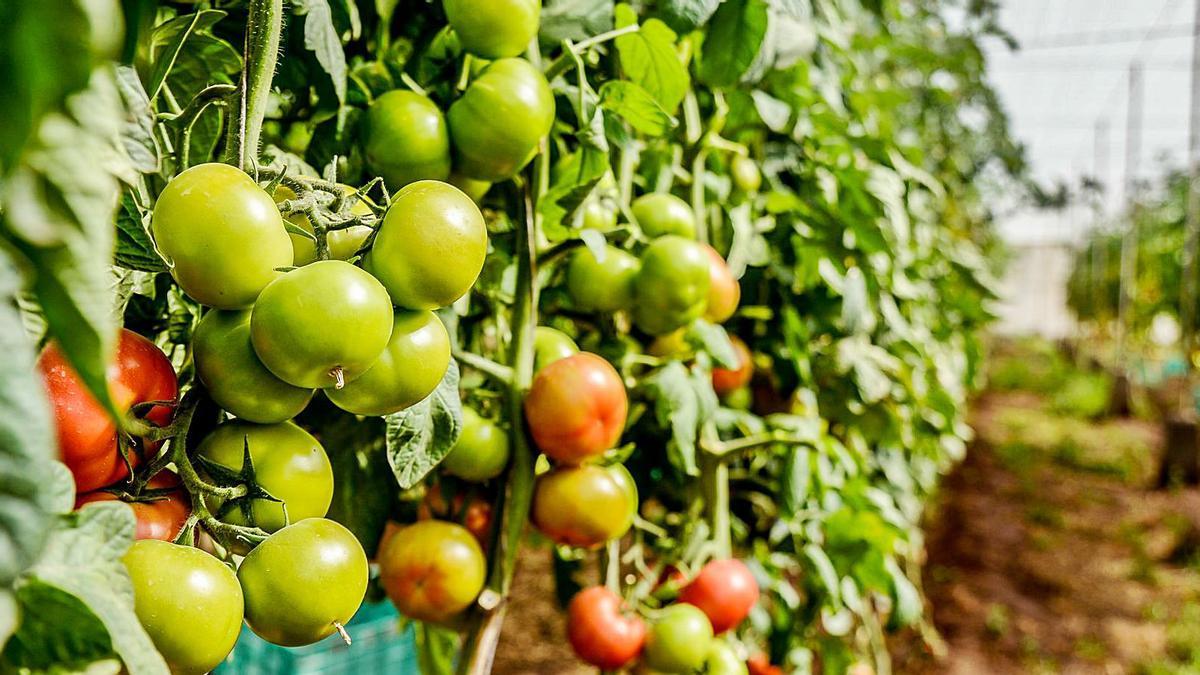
227, 0, 284, 170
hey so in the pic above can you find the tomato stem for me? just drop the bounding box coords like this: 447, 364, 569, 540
227, 0, 283, 170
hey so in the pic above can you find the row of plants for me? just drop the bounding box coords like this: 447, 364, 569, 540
0, 0, 1020, 673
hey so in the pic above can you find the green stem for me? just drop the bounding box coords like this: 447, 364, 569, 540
700, 449, 732, 559
227, 0, 284, 170
454, 349, 515, 385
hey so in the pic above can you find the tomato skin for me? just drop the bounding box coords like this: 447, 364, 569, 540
633, 236, 711, 336
643, 604, 714, 673
124, 540, 244, 675
531, 465, 635, 548
326, 310, 451, 416
632, 193, 696, 239
151, 163, 292, 308
197, 421, 334, 532
703, 245, 741, 323
441, 407, 510, 481
731, 157, 762, 194
523, 353, 628, 464
448, 171, 492, 202
251, 260, 394, 389
582, 199, 618, 232
278, 184, 374, 266
193, 309, 314, 423
567, 245, 641, 313
678, 559, 760, 634
364, 90, 452, 190
533, 326, 580, 372
442, 0, 539, 59
567, 587, 646, 669
448, 58, 555, 182
379, 520, 486, 623
364, 180, 488, 310
38, 328, 178, 493
239, 518, 368, 646
746, 654, 785, 675
712, 337, 754, 398
706, 640, 749, 675
76, 472, 190, 541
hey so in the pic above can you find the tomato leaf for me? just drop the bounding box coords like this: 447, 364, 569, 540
645, 361, 717, 476
115, 67, 159, 174
384, 360, 464, 490
1, 582, 117, 671
9, 503, 169, 675
540, 0, 614, 44
687, 320, 737, 369
115, 194, 167, 273
653, 0, 721, 34
293, 0, 349, 105
614, 5, 689, 114
697, 0, 770, 87
598, 80, 677, 136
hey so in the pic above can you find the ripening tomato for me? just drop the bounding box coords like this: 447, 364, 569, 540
747, 654, 785, 675
443, 0, 539, 59
632, 236, 711, 336
193, 309, 314, 423
124, 540, 244, 675
239, 518, 369, 646
251, 260, 394, 389
706, 640, 750, 675
277, 184, 374, 266
632, 193, 696, 239
38, 328, 178, 493
379, 520, 486, 623
703, 245, 741, 323
567, 587, 646, 669
712, 337, 753, 397
531, 465, 635, 548
151, 163, 293, 308
566, 245, 641, 314
197, 421, 333, 533
642, 604, 714, 674
363, 90, 452, 190
731, 156, 762, 194
448, 58, 555, 182
326, 310, 451, 416
533, 326, 579, 372
523, 352, 627, 464
678, 559, 760, 634
364, 180, 488, 310
76, 472, 190, 541
441, 407, 510, 482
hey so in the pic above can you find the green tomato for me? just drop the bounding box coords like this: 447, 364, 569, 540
643, 604, 714, 674
278, 184, 374, 266
238, 518, 369, 647
364, 180, 487, 310
448, 58, 555, 182
581, 198, 618, 232
442, 0, 539, 59
534, 326, 579, 372
364, 90, 452, 190
151, 163, 292, 308
251, 260, 394, 389
326, 310, 451, 416
632, 193, 696, 239
197, 420, 333, 532
705, 640, 749, 675
567, 245, 641, 313
449, 171, 492, 202
124, 540, 243, 675
442, 407, 510, 481
193, 309, 314, 423
731, 156, 762, 194
632, 236, 711, 336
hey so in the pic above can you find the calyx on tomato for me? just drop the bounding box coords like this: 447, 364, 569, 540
76, 471, 190, 541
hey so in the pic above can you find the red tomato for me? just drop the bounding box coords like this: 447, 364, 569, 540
567, 587, 646, 669
523, 353, 627, 464
76, 472, 191, 541
712, 337, 753, 397
679, 559, 760, 634
39, 329, 178, 492
703, 245, 741, 324
747, 653, 785, 675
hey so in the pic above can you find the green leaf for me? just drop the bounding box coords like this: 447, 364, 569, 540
1, 582, 116, 671
697, 0, 770, 87
614, 5, 689, 114
375, 0, 400, 25
0, 257, 57, 593
146, 10, 228, 103
803, 543, 842, 605
686, 320, 737, 369
538, 144, 610, 242
886, 556, 922, 629
598, 80, 677, 136
840, 267, 876, 335
114, 66, 158, 174
18, 503, 169, 674
781, 446, 811, 515
540, 0, 614, 44
654, 0, 721, 34
384, 361, 464, 489
646, 361, 717, 475
750, 90, 791, 132
114, 194, 166, 273
294, 0, 349, 105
